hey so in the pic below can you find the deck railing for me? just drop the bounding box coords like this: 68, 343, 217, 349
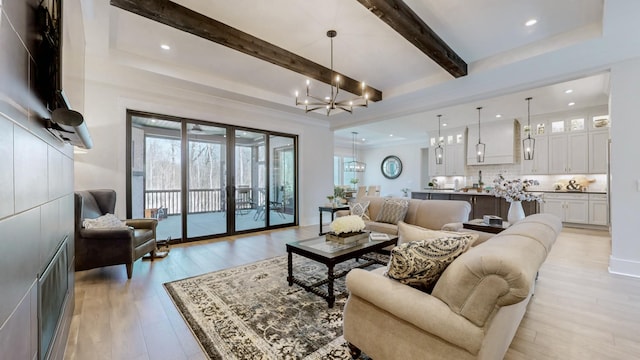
145, 188, 267, 215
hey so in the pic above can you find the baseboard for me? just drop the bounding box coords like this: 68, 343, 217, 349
608, 256, 640, 278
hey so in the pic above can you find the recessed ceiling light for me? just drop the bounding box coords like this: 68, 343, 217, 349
496, 114, 502, 118
565, 89, 573, 94
442, 123, 448, 127
160, 44, 171, 50
389, 134, 394, 137
361, 138, 366, 142
525, 19, 537, 27
568, 102, 575, 106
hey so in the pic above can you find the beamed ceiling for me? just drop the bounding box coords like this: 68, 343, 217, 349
84, 0, 606, 146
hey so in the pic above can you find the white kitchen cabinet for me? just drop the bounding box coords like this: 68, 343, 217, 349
588, 130, 609, 174
541, 197, 565, 219
430, 127, 466, 177
588, 193, 608, 225
541, 193, 589, 224
548, 133, 588, 174
521, 136, 548, 174
445, 144, 466, 176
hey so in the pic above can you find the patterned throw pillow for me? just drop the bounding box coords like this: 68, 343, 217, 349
83, 213, 127, 229
385, 234, 474, 290
375, 199, 409, 224
350, 201, 370, 220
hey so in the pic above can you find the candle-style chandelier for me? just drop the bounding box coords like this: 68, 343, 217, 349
344, 132, 366, 172
295, 30, 369, 116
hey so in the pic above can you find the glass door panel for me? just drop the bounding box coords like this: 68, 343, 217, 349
234, 130, 266, 231
269, 135, 296, 226
186, 123, 227, 238
129, 111, 298, 240
130, 115, 182, 242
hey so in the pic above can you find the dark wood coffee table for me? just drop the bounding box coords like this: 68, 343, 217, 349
286, 234, 397, 308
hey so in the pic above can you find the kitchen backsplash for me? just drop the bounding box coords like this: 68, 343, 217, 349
429, 163, 607, 192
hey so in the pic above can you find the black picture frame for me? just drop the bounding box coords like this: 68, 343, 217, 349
381, 155, 402, 179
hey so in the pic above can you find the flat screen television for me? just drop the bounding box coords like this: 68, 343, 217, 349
34, 0, 65, 112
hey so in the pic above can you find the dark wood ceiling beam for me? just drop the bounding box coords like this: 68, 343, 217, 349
110, 0, 383, 102
356, 0, 467, 78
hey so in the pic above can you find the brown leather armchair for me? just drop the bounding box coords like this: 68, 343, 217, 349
74, 189, 157, 279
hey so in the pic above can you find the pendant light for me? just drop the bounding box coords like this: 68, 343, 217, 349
523, 97, 535, 160
435, 114, 444, 165
476, 107, 486, 163
294, 30, 369, 116
344, 132, 366, 172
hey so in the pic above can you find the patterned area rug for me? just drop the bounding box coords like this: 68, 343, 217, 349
164, 254, 387, 359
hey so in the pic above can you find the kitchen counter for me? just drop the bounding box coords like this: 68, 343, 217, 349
414, 189, 606, 195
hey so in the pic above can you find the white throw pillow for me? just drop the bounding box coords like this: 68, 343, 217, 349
83, 213, 127, 229
350, 201, 370, 220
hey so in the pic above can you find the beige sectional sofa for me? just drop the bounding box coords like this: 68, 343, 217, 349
339, 196, 472, 234
343, 213, 562, 360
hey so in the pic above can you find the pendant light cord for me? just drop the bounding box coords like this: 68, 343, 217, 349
526, 97, 532, 138
477, 107, 482, 143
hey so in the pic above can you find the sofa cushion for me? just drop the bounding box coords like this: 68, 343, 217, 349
83, 213, 127, 229
350, 201, 370, 220
386, 234, 474, 290
398, 221, 479, 245
365, 221, 399, 235
375, 199, 409, 224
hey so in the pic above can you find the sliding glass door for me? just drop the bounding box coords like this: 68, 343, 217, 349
269, 135, 296, 226
233, 130, 266, 231
129, 116, 183, 242
186, 122, 227, 238
127, 110, 297, 242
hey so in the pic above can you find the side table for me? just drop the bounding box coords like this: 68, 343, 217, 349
462, 218, 510, 234
318, 205, 350, 235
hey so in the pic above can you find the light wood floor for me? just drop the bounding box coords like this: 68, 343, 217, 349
64, 226, 640, 360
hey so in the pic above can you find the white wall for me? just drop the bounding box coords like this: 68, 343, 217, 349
75, 58, 333, 227
608, 58, 640, 277
359, 142, 426, 197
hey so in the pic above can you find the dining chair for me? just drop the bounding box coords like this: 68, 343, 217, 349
355, 186, 367, 200
367, 185, 381, 197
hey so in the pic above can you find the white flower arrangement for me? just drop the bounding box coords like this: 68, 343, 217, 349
330, 215, 366, 235
490, 175, 542, 203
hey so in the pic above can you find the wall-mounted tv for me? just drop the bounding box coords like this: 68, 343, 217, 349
34, 0, 64, 112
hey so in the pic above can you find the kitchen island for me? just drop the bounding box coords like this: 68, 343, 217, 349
411, 190, 539, 220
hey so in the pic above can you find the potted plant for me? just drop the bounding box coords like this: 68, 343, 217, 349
326, 195, 335, 206
401, 188, 410, 197
350, 178, 359, 189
